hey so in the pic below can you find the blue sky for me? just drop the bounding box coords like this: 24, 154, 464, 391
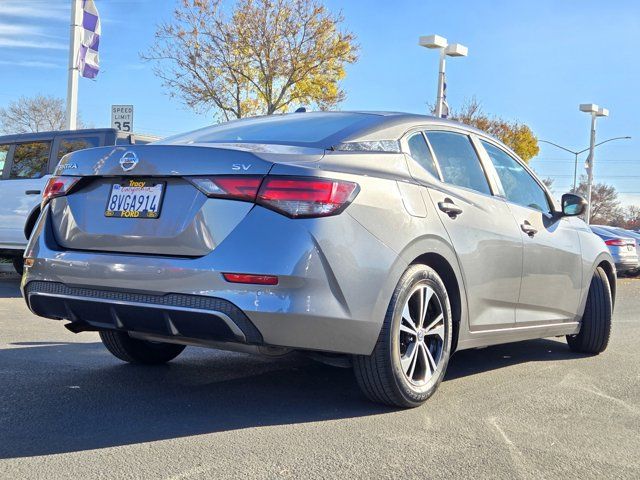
1, 0, 639, 205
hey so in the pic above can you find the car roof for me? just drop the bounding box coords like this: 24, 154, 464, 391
338, 111, 491, 140
597, 225, 640, 239
162, 110, 499, 151
0, 128, 118, 143
0, 128, 160, 143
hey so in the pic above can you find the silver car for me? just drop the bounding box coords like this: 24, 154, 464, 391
21, 112, 616, 408
591, 225, 640, 272
590, 226, 639, 274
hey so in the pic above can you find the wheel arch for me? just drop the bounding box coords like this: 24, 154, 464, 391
577, 253, 617, 318
397, 235, 467, 353
409, 252, 463, 352
596, 258, 616, 310
24, 205, 41, 241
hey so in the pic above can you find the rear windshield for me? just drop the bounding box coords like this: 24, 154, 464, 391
162, 113, 380, 148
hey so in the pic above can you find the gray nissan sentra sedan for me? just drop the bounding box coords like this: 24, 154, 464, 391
21, 112, 616, 408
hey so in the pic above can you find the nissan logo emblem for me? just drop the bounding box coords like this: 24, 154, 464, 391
119, 151, 139, 172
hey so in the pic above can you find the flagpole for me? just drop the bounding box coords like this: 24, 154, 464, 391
65, 0, 81, 130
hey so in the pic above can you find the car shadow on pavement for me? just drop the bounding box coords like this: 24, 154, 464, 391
445, 337, 584, 380
0, 336, 585, 459
0, 276, 21, 299
0, 342, 394, 459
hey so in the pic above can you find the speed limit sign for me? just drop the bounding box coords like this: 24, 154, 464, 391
111, 105, 134, 132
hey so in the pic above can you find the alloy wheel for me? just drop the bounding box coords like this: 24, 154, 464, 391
398, 283, 446, 385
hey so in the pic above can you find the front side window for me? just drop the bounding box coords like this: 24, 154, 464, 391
407, 132, 439, 178
425, 131, 491, 195
0, 144, 9, 177
57, 136, 100, 160
481, 140, 551, 213
10, 141, 51, 179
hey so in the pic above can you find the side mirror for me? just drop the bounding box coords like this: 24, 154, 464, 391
561, 193, 587, 217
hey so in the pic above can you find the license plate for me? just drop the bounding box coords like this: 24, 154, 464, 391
105, 180, 165, 219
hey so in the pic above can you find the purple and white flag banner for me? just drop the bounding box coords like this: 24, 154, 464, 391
77, 0, 101, 79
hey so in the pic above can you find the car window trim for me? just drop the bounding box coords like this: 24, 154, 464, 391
422, 127, 499, 197
51, 133, 105, 173
403, 130, 444, 181
0, 143, 15, 180
9, 140, 53, 180
476, 135, 556, 215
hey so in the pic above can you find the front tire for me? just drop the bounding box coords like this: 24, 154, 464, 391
567, 266, 612, 354
99, 330, 185, 364
353, 264, 453, 408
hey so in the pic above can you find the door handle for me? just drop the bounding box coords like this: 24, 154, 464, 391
25, 190, 41, 195
520, 221, 538, 237
438, 200, 463, 218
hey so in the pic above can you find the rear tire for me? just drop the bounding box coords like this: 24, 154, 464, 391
12, 257, 24, 275
353, 264, 453, 408
99, 330, 185, 364
567, 266, 612, 354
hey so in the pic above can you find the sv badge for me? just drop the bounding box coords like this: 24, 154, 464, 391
231, 164, 252, 171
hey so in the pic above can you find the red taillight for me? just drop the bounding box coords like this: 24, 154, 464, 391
256, 177, 359, 218
188, 176, 263, 201
605, 238, 628, 246
223, 273, 279, 285
42, 176, 80, 208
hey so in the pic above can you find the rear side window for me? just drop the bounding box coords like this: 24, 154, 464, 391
407, 133, 440, 178
10, 141, 51, 179
57, 136, 101, 160
481, 140, 551, 213
0, 144, 9, 177
425, 131, 491, 195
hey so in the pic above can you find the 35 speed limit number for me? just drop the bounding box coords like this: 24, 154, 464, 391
111, 105, 134, 132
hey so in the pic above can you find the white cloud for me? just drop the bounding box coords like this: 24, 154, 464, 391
0, 1, 68, 21
0, 38, 66, 50
0, 24, 40, 36
0, 21, 66, 50
0, 59, 61, 68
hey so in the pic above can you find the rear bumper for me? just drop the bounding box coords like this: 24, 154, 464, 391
21, 205, 404, 355
24, 281, 262, 344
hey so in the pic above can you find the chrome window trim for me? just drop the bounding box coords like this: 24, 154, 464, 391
476, 136, 556, 215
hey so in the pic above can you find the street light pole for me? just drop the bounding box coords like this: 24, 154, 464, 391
585, 111, 598, 224
579, 103, 609, 224
435, 48, 446, 118
419, 35, 468, 118
538, 135, 630, 196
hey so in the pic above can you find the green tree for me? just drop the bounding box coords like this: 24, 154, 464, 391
442, 98, 540, 162
143, 0, 358, 120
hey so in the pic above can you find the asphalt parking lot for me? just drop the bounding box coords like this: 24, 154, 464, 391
0, 273, 638, 479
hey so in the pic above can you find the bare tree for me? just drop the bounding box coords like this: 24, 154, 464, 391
142, 0, 358, 121
572, 176, 622, 224
0, 94, 70, 134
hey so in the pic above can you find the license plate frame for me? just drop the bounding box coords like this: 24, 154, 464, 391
104, 179, 166, 219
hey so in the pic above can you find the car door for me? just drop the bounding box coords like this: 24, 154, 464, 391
406, 129, 524, 330
0, 141, 51, 250
479, 138, 583, 324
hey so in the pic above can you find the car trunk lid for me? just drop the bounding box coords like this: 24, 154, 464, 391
49, 144, 323, 256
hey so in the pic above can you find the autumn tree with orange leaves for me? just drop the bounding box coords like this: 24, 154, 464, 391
143, 0, 358, 121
